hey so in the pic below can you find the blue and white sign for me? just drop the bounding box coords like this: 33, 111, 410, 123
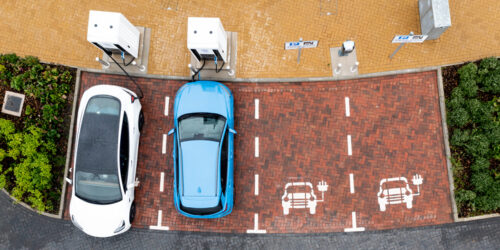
392, 35, 428, 43
285, 40, 318, 50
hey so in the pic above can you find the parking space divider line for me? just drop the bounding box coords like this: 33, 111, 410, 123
344, 211, 365, 232
255, 98, 259, 119
347, 135, 352, 156
160, 172, 165, 192
246, 213, 267, 234
255, 137, 259, 158
255, 174, 259, 195
349, 173, 355, 193
345, 97, 350, 117
149, 210, 170, 231
162, 134, 167, 154
164, 96, 169, 116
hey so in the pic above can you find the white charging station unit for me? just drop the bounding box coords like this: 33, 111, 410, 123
87, 10, 140, 58
187, 17, 228, 63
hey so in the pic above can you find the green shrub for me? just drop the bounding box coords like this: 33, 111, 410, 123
455, 189, 476, 203
446, 88, 465, 110
459, 79, 478, 98
470, 157, 490, 172
450, 129, 470, 147
464, 132, 490, 157
458, 62, 478, 81
471, 172, 494, 194
447, 107, 470, 128
481, 72, 500, 94
465, 99, 493, 124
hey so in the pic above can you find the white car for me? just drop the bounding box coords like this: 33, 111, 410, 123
67, 85, 143, 237
281, 182, 317, 215
377, 177, 413, 212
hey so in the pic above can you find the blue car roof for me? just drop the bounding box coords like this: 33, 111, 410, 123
180, 140, 220, 208
176, 81, 230, 118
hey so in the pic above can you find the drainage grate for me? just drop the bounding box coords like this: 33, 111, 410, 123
1, 91, 25, 117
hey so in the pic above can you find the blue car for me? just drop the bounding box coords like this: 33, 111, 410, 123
168, 81, 236, 218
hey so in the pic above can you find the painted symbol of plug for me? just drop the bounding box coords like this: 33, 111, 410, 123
411, 174, 423, 196
317, 180, 328, 192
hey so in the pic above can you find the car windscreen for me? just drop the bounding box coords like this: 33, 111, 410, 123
75, 96, 122, 204
178, 113, 226, 142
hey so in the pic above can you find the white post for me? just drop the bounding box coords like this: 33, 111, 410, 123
335, 63, 342, 74
96, 57, 110, 69
350, 62, 359, 72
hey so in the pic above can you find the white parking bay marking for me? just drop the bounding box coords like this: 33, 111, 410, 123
162, 134, 167, 154
255, 174, 259, 196
160, 172, 165, 192
149, 210, 169, 230
255, 98, 260, 119
349, 173, 355, 194
255, 137, 259, 158
345, 97, 350, 117
344, 211, 365, 232
246, 213, 266, 234
164, 96, 170, 116
347, 135, 352, 156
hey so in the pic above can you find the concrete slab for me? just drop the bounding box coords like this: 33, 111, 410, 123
330, 47, 359, 78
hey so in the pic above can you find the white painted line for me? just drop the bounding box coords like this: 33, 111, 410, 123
349, 173, 355, 194
347, 135, 352, 156
345, 97, 350, 117
162, 134, 167, 154
164, 96, 170, 116
255, 137, 259, 158
160, 172, 165, 192
149, 210, 170, 230
255, 174, 259, 196
255, 98, 260, 119
246, 213, 267, 234
344, 211, 365, 232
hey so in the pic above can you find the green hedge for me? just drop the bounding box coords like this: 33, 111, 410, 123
0, 54, 73, 212
446, 57, 500, 216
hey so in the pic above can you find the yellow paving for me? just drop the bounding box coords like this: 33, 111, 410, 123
1, 0, 499, 78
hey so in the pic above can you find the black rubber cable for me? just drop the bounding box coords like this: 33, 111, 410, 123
215, 60, 225, 73
107, 53, 144, 99
192, 58, 206, 81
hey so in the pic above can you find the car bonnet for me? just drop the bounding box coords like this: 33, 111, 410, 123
176, 82, 229, 118
70, 196, 126, 237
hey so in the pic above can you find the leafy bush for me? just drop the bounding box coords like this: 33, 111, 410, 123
447, 57, 500, 216
0, 54, 74, 213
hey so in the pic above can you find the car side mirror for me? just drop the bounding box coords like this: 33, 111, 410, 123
229, 128, 237, 134
65, 177, 72, 185
168, 128, 175, 136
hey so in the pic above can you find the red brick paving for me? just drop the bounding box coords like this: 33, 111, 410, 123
64, 70, 453, 233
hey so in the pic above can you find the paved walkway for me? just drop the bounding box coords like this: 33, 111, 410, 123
1, 190, 499, 249
1, 1, 499, 78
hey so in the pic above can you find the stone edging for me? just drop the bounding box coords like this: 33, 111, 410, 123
57, 68, 81, 218
436, 67, 459, 221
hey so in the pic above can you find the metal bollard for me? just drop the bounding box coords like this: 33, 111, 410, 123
188, 64, 197, 74
96, 57, 110, 69
335, 63, 342, 74
350, 62, 359, 73
132, 61, 146, 72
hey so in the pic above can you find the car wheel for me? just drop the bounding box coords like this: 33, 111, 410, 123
379, 203, 386, 212
138, 110, 145, 132
129, 202, 136, 224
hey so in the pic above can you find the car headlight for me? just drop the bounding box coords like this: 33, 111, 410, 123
71, 215, 83, 230
113, 220, 126, 233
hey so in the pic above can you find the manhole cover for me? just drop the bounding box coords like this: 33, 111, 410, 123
2, 91, 25, 117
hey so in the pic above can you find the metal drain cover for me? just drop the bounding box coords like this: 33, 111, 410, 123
2, 91, 25, 117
